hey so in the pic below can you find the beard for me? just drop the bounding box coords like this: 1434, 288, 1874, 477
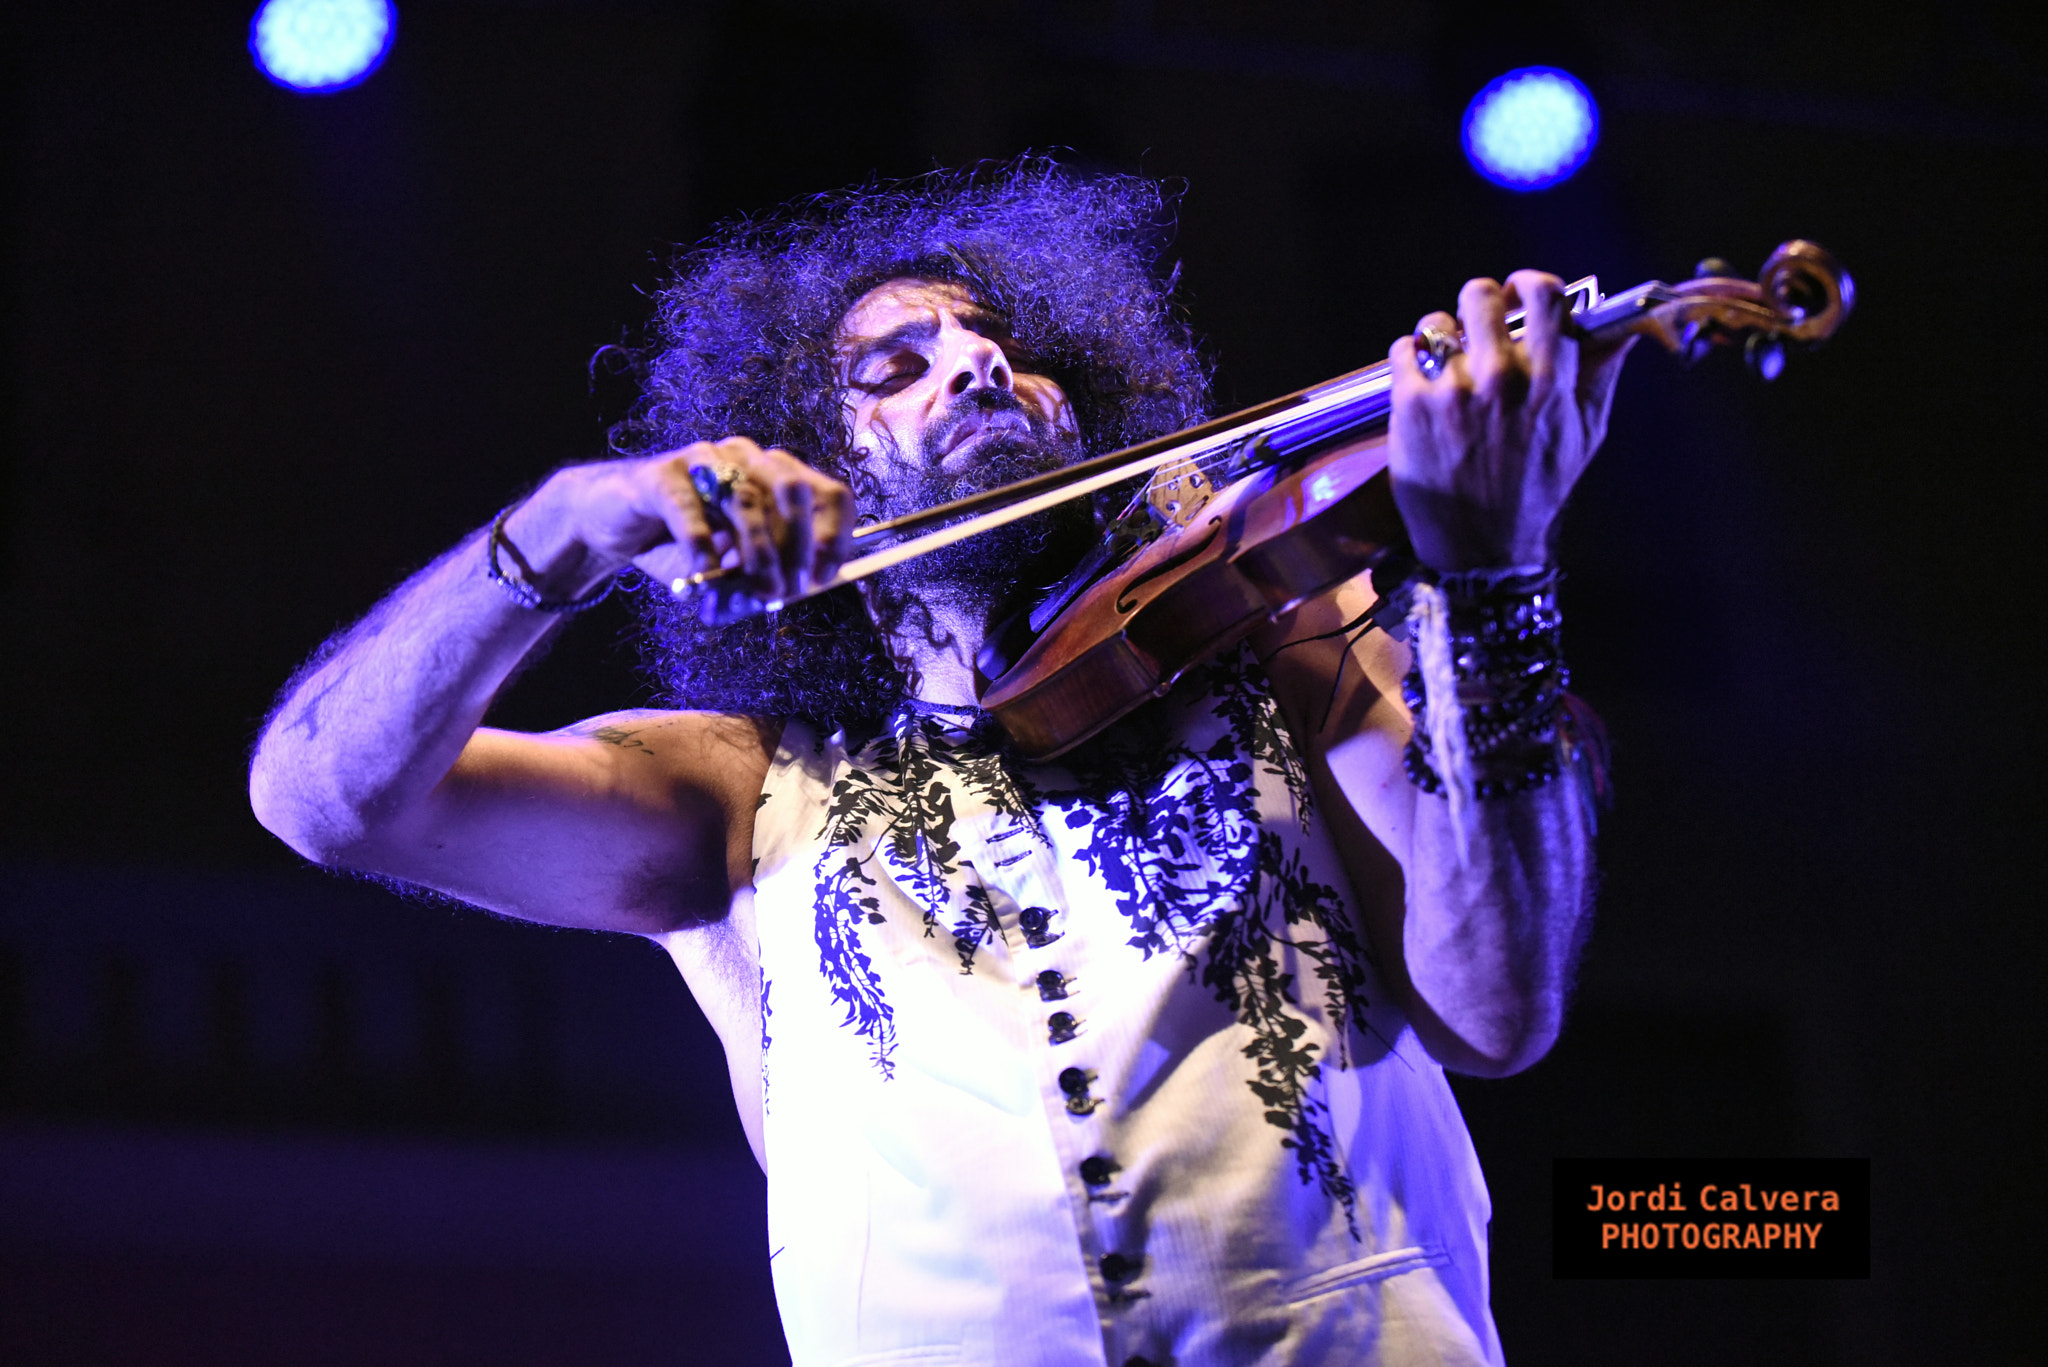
863, 390, 1097, 623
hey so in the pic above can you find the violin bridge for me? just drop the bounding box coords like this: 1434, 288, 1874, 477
1145, 456, 1214, 528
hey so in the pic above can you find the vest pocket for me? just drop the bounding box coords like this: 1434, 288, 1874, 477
828, 1347, 962, 1367
1284, 1244, 1450, 1304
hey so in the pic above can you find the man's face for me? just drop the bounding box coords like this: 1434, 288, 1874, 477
833, 278, 1091, 611
835, 278, 1079, 514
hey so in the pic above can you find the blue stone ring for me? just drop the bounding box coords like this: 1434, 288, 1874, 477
1415, 324, 1462, 381
689, 461, 744, 508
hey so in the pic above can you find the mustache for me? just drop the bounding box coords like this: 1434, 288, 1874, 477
918, 387, 1041, 468
850, 389, 1085, 529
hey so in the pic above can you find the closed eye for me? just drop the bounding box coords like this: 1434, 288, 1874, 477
853, 352, 927, 396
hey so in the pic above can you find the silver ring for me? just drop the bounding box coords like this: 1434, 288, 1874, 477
689, 461, 744, 507
1414, 325, 1462, 381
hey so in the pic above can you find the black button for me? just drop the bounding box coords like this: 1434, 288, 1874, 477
1048, 1011, 1079, 1043
1079, 1155, 1117, 1187
1036, 969, 1068, 1001
1018, 906, 1060, 948
1101, 1251, 1140, 1283
1058, 1066, 1091, 1096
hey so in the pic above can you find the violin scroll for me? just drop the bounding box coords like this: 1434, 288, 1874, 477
1760, 239, 1856, 343
1613, 238, 1854, 381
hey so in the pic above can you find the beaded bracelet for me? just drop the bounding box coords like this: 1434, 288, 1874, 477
484, 505, 618, 614
1401, 566, 1569, 810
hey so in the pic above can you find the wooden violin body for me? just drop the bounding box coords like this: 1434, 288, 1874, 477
980, 433, 1405, 755
974, 240, 1856, 758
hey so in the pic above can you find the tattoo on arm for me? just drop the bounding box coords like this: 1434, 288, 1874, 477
591, 726, 653, 754
555, 710, 670, 755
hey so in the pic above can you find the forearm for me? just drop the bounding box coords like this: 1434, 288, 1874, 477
1271, 562, 1597, 1076
249, 444, 848, 874
1400, 775, 1592, 1076
248, 525, 566, 861
249, 477, 628, 863
1360, 266, 1632, 1074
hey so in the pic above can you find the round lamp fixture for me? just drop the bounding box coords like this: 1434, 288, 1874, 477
1462, 66, 1599, 191
250, 0, 397, 94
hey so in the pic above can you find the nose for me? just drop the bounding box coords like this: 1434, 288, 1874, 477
942, 323, 1011, 398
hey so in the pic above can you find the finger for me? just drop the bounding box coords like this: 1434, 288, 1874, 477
1407, 308, 1462, 382
1390, 328, 1469, 421
776, 477, 816, 595
702, 437, 795, 600
752, 444, 839, 597
809, 474, 855, 583
749, 443, 853, 590
1386, 334, 1451, 485
1412, 308, 1460, 339
723, 466, 783, 599
1388, 331, 1432, 404
1456, 277, 1513, 387
1503, 269, 1568, 390
646, 447, 722, 575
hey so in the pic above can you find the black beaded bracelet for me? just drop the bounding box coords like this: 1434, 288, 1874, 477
1402, 566, 1568, 799
1404, 730, 1563, 800
484, 505, 618, 614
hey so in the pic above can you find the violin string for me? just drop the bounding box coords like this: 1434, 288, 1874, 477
702, 359, 1395, 610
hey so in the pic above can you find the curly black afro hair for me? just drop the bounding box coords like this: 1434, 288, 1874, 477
617, 159, 1211, 727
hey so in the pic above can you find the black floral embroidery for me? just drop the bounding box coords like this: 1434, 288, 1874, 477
950, 880, 1003, 975
759, 969, 774, 1109
1197, 654, 1314, 833
1198, 831, 1372, 1237
798, 653, 1374, 1239
1052, 729, 1262, 959
808, 710, 1040, 1074
1056, 653, 1374, 1236
813, 843, 894, 1075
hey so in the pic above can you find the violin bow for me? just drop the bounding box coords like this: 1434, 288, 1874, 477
675, 239, 1854, 621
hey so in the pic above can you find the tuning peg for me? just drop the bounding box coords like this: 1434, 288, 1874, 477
1678, 319, 1715, 368
1694, 257, 1736, 279
1744, 332, 1786, 382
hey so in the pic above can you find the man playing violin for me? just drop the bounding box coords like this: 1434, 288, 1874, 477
250, 164, 1634, 1367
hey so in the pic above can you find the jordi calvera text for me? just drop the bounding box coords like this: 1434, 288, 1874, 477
1582, 1183, 1842, 1215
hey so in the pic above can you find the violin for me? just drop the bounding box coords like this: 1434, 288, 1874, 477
688, 239, 1855, 758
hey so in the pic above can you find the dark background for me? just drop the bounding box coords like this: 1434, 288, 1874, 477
3, 1, 2043, 1363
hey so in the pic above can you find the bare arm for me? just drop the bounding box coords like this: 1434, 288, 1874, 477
1262, 577, 1591, 1078
248, 442, 851, 932
1260, 269, 1631, 1078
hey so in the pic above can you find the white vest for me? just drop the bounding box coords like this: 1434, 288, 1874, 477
750, 655, 1504, 1367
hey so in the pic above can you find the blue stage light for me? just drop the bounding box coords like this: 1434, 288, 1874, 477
250, 0, 396, 94
1462, 67, 1598, 190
